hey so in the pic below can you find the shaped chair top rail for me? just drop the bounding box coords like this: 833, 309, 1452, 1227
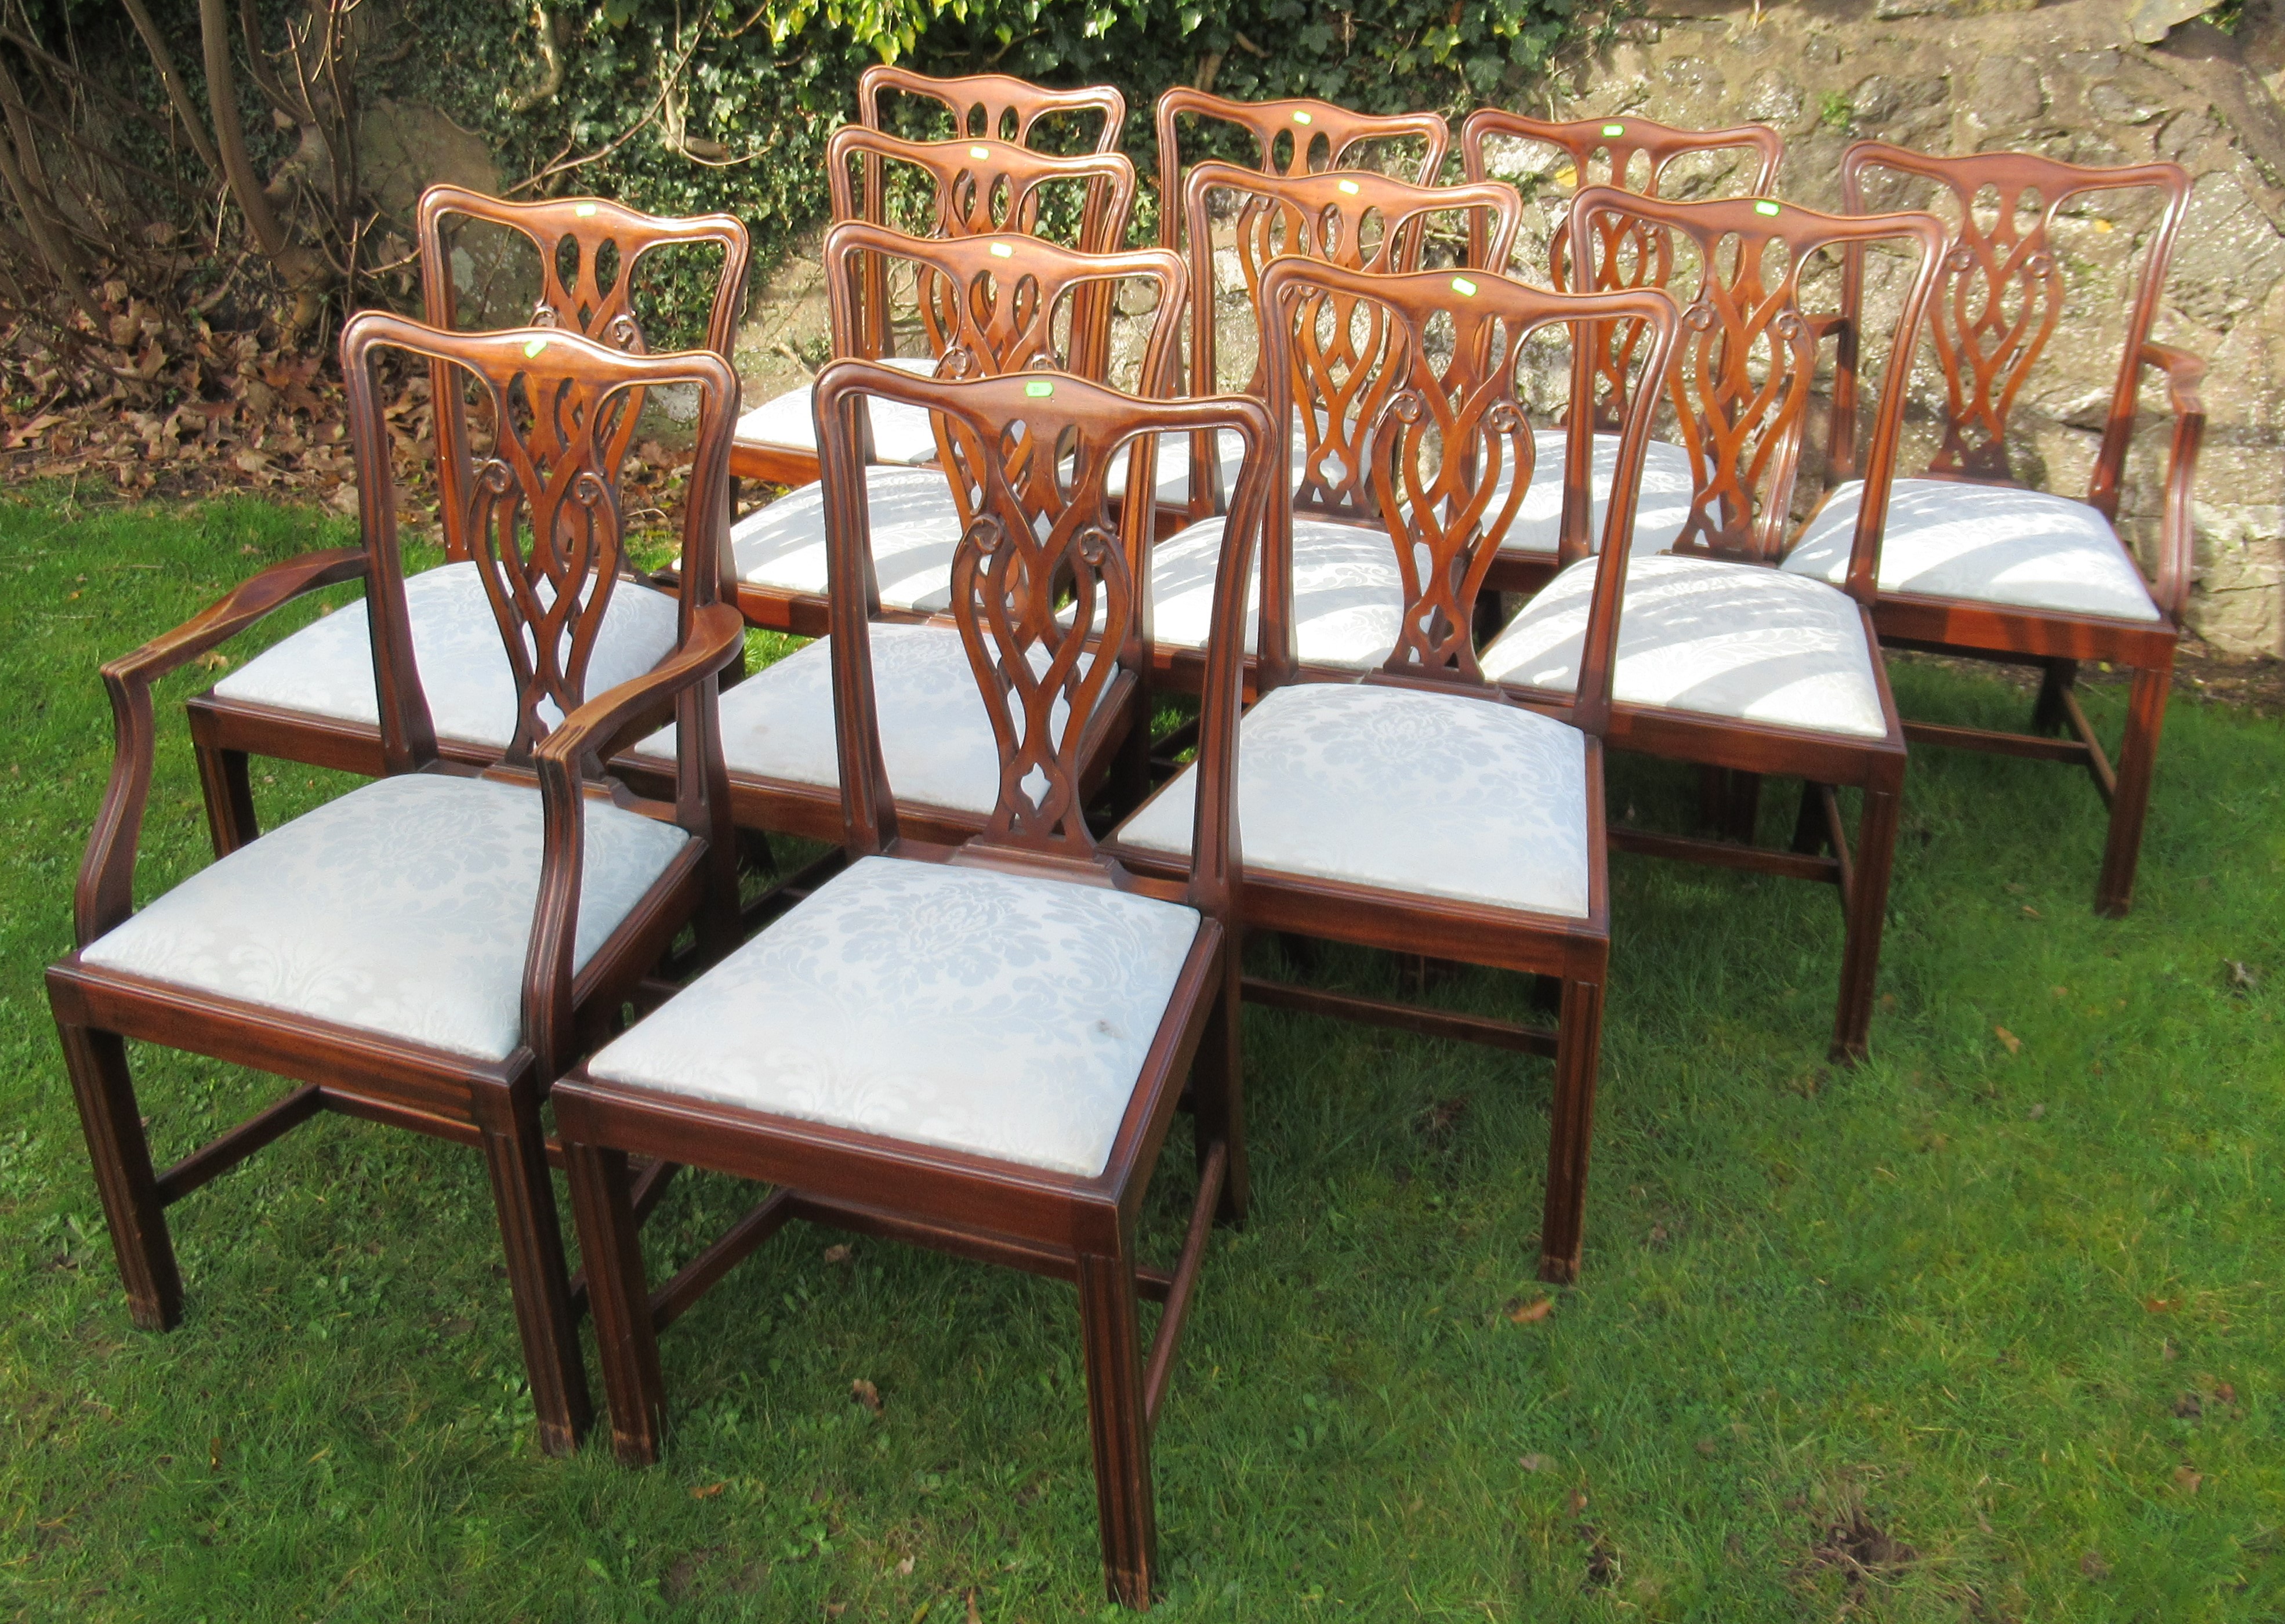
1839, 140, 2192, 510
1566, 186, 1947, 599
826, 126, 1138, 257
860, 64, 1126, 150
1155, 88, 1451, 248
1257, 258, 1680, 726
340, 313, 739, 775
415, 185, 749, 561
1180, 162, 1525, 519
815, 360, 1276, 912
824, 220, 1186, 398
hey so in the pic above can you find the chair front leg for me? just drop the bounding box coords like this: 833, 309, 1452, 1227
193, 740, 260, 857
2097, 661, 2171, 919
564, 1139, 668, 1464
2032, 658, 2079, 736
1539, 973, 1605, 1285
475, 1078, 592, 1457
1077, 1238, 1158, 1609
1830, 779, 1902, 1064
56, 1020, 182, 1331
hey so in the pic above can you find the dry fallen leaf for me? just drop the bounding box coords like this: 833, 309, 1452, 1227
966, 1587, 982, 1624
851, 1378, 883, 1414
895, 1554, 915, 1575
1995, 1026, 2023, 1054
2080, 1548, 2111, 1579
823, 1244, 852, 1264
2145, 1297, 2181, 1314
690, 1481, 726, 1499
1570, 1485, 1590, 1516
1519, 1453, 1551, 1473
1507, 1296, 1555, 1325
2028, 1103, 2045, 1120
2175, 1464, 2202, 1494
2021, 905, 2043, 919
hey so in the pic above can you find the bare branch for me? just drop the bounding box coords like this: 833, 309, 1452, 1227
113, 0, 226, 176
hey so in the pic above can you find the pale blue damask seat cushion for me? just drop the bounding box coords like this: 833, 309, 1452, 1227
1114, 682, 1593, 919
1779, 478, 2163, 622
730, 464, 966, 615
585, 855, 1201, 1177
1481, 552, 1889, 740
1496, 433, 1698, 560
734, 354, 942, 467
210, 560, 681, 749
81, 773, 690, 1061
633, 622, 1073, 816
1141, 515, 1406, 670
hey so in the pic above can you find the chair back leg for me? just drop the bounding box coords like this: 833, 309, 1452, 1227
1076, 1242, 1158, 1607
476, 1080, 593, 1456
1190, 960, 1249, 1227
2097, 662, 2171, 918
1538, 974, 1605, 1285
192, 740, 260, 857
56, 1020, 182, 1330
1830, 779, 1903, 1063
565, 1139, 669, 1464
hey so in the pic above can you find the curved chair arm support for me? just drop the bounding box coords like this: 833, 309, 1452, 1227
522, 600, 746, 1074
2139, 339, 2206, 623
74, 547, 369, 948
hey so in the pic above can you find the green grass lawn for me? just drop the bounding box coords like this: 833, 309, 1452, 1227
1, 487, 2279, 1622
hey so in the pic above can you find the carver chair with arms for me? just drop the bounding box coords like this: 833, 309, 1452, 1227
46, 315, 746, 1456
1481, 187, 1947, 1061
1800, 142, 2199, 916
187, 187, 749, 854
730, 122, 1136, 494
1459, 110, 1785, 595
555, 361, 1276, 1607
628, 220, 1189, 847
1110, 256, 1682, 1283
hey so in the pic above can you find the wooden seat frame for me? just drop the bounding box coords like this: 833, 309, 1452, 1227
1114, 258, 1680, 1282
1496, 186, 1947, 1060
46, 316, 747, 1456
637, 220, 1189, 845
729, 126, 1136, 493
185, 186, 749, 856
556, 362, 1277, 1608
1837, 142, 2200, 917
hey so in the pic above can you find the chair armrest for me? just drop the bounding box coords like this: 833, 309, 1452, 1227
521, 601, 746, 1074
73, 548, 371, 947
2141, 340, 2206, 622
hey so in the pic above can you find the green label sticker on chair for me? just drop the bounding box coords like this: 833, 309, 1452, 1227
989, 241, 1015, 257
1601, 124, 1625, 137
1451, 276, 1478, 297
523, 337, 548, 358
970, 145, 990, 160
1024, 379, 1054, 398
1338, 179, 1360, 195
1754, 200, 1782, 216
574, 202, 598, 217
1292, 110, 1313, 125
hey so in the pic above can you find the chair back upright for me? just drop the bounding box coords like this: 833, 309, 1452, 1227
1256, 259, 1680, 729
1837, 143, 2192, 517
1180, 164, 1524, 523
815, 362, 1277, 918
1154, 89, 1452, 251
1564, 187, 1947, 601
415, 186, 750, 560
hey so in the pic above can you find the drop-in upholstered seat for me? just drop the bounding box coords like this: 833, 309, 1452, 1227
1497, 433, 1697, 561
730, 465, 966, 619
732, 354, 942, 474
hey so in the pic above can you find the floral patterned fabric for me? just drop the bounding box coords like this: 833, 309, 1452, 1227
732, 355, 941, 467
586, 855, 1202, 1177
1481, 553, 1890, 740
1495, 433, 1697, 560
1145, 515, 1406, 670
633, 622, 1074, 815
211, 561, 681, 749
730, 464, 966, 615
1114, 682, 1594, 919
1780, 478, 2164, 622
82, 773, 690, 1060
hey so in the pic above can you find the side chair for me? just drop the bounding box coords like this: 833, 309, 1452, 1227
730, 124, 1136, 498
554, 361, 1278, 1608
1481, 187, 1948, 1061
187, 187, 749, 854
1109, 257, 1681, 1284
1459, 111, 1785, 591
46, 315, 746, 1456
628, 222, 1188, 847
1792, 143, 2200, 916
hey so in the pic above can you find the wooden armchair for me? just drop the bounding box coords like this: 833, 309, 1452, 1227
554, 361, 1276, 1607
1136, 162, 1523, 688
1802, 143, 2199, 916
1111, 257, 1679, 1282
46, 315, 746, 1456
1459, 111, 1784, 592
1481, 187, 1948, 1061
187, 187, 748, 854
730, 124, 1137, 495
630, 222, 1188, 847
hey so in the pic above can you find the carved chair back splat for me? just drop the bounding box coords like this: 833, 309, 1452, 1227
50, 312, 747, 1464
554, 362, 1279, 1607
